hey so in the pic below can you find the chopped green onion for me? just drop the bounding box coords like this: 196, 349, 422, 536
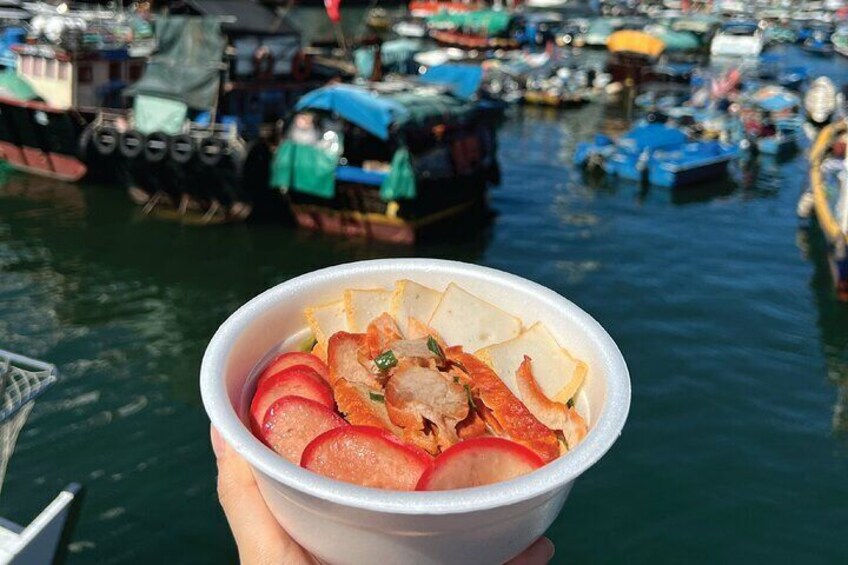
369, 391, 385, 403
464, 384, 476, 410
567, 398, 575, 409
374, 350, 398, 371
427, 336, 445, 361
299, 335, 318, 353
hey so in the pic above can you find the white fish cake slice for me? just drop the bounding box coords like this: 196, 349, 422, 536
428, 283, 522, 352
476, 322, 587, 404
344, 288, 393, 332
389, 279, 443, 337
304, 299, 349, 348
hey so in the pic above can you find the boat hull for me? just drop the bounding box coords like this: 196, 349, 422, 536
0, 97, 87, 181
648, 156, 733, 188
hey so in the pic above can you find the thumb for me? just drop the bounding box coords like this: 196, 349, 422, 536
212, 425, 315, 565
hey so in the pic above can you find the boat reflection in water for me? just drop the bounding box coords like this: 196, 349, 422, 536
799, 225, 848, 436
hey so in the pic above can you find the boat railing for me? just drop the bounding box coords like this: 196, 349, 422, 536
809, 119, 848, 243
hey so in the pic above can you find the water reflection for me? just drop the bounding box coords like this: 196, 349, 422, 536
800, 226, 848, 436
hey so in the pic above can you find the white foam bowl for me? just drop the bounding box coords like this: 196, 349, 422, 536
201, 259, 630, 565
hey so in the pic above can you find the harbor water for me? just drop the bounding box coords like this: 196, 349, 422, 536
2, 46, 848, 563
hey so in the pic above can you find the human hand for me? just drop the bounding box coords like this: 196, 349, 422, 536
212, 426, 556, 565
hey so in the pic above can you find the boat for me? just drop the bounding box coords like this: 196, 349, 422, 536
644, 24, 701, 52
777, 66, 807, 91
832, 27, 848, 56
409, 0, 483, 18
272, 82, 500, 244
584, 18, 615, 47
801, 28, 835, 56
93, 10, 319, 224
605, 30, 666, 86
0, 7, 152, 181
710, 21, 764, 58
426, 10, 524, 50
647, 140, 738, 187
0, 348, 85, 565
807, 120, 848, 299
574, 123, 688, 182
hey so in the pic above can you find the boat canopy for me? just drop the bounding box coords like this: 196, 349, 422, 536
607, 30, 665, 57
295, 84, 410, 140
295, 83, 477, 140
419, 64, 483, 100
123, 16, 226, 110
0, 70, 39, 101
619, 124, 687, 152
426, 10, 516, 37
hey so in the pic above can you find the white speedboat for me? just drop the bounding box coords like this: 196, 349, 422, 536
710, 21, 764, 58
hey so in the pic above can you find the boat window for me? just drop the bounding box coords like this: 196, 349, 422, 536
46, 59, 57, 80
58, 62, 69, 80
33, 57, 44, 78
109, 62, 122, 81
20, 55, 32, 75
78, 65, 93, 84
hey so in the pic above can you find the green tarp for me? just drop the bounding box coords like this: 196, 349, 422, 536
271, 141, 338, 199
426, 10, 514, 37
133, 95, 188, 135
123, 16, 225, 110
0, 71, 39, 101
381, 148, 416, 201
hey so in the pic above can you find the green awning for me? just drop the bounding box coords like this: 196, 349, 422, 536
133, 95, 188, 135
0, 71, 39, 101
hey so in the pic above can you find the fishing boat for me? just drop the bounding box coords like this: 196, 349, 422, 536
802, 28, 835, 56
0, 7, 152, 181
777, 67, 807, 91
647, 140, 738, 187
426, 10, 524, 50
806, 120, 848, 299
832, 27, 848, 56
93, 10, 317, 224
710, 21, 764, 58
272, 83, 500, 244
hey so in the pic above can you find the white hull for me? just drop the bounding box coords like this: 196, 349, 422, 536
710, 36, 764, 57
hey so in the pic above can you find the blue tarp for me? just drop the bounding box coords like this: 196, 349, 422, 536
754, 92, 799, 112
619, 124, 687, 152
420, 64, 483, 101
295, 84, 410, 141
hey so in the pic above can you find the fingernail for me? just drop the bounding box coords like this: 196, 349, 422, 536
210, 424, 225, 459
540, 538, 555, 562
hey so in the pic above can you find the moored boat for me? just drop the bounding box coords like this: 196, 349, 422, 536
710, 21, 763, 59
272, 83, 500, 244
647, 140, 738, 187
806, 120, 848, 299
426, 10, 524, 50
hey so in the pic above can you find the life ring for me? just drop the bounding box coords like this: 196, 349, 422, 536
198, 136, 225, 167
120, 130, 145, 159
144, 131, 170, 163
253, 46, 275, 80
94, 126, 119, 156
291, 51, 311, 81
170, 134, 194, 164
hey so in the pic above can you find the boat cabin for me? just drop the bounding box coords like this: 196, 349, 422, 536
13, 44, 146, 110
